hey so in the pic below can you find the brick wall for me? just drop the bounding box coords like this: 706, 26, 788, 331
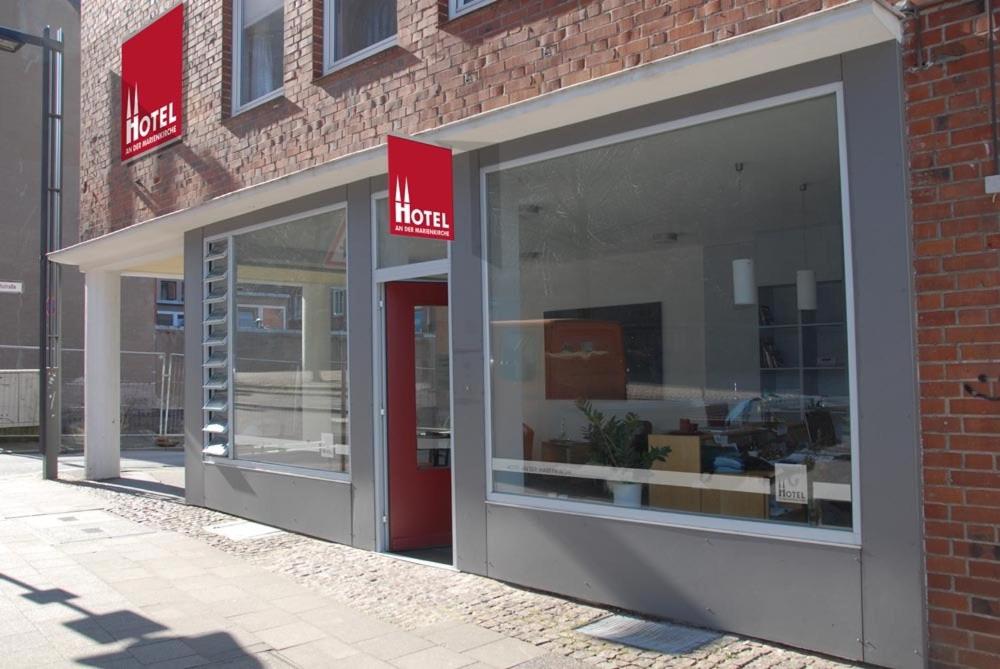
904, 1, 1000, 667
79, 0, 851, 239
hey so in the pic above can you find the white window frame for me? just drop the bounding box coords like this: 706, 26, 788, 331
332, 287, 347, 316
449, 0, 496, 20
479, 82, 862, 547
203, 201, 351, 483
323, 0, 398, 75
232, 0, 285, 115
236, 303, 287, 331
155, 310, 184, 330
157, 279, 184, 304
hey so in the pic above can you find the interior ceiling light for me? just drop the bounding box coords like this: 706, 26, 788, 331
732, 258, 756, 306
652, 232, 679, 244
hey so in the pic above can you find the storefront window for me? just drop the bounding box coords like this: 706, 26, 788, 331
485, 94, 854, 531
232, 209, 350, 473
375, 196, 447, 268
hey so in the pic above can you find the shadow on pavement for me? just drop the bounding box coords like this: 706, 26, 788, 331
0, 571, 263, 667
63, 476, 185, 502
0, 449, 186, 500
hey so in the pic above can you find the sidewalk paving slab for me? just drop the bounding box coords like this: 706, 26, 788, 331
0, 453, 861, 669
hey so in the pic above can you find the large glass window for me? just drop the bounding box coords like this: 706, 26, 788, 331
233, 209, 350, 473
485, 94, 854, 533
234, 0, 284, 111
325, 0, 396, 69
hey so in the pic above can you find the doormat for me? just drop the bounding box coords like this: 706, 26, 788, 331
576, 615, 721, 654
205, 520, 284, 541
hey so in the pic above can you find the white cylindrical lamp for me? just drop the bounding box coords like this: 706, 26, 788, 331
732, 259, 756, 306
796, 269, 817, 311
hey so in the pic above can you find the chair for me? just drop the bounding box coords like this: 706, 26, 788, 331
522, 423, 535, 461
705, 403, 729, 428
806, 410, 837, 448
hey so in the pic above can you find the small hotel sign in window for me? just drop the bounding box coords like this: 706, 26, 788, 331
387, 135, 454, 241
120, 4, 184, 162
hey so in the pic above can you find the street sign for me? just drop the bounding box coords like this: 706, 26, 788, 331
0, 281, 23, 294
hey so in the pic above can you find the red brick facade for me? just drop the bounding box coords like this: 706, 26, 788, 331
905, 1, 1000, 667
79, 0, 853, 239
78, 0, 1000, 666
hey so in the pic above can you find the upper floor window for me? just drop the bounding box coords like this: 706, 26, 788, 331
237, 304, 287, 331
324, 0, 396, 71
157, 279, 184, 304
155, 310, 185, 330
233, 0, 284, 112
332, 288, 346, 317
450, 0, 495, 18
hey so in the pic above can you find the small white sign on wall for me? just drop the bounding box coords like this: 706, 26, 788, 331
319, 432, 335, 459
0, 281, 23, 294
774, 463, 809, 505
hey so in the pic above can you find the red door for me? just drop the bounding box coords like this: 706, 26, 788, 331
386, 281, 451, 551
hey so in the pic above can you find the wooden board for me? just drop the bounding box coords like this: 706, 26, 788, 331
648, 434, 769, 519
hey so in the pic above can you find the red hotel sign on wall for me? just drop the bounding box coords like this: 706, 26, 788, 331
120, 4, 184, 162
388, 136, 454, 241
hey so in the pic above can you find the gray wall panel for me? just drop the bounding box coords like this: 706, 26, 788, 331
204, 464, 352, 543
451, 151, 488, 575
843, 43, 926, 669
183, 229, 205, 506
475, 45, 922, 668
348, 178, 377, 550
187, 186, 358, 544
486, 504, 863, 661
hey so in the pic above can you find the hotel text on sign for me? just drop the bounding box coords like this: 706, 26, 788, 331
120, 5, 184, 162
387, 136, 454, 241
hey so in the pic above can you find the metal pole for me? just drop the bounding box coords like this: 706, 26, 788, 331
49, 28, 65, 477
163, 354, 174, 435
158, 353, 167, 435
38, 27, 54, 480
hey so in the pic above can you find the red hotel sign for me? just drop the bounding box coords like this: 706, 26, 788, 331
120, 5, 184, 161
388, 136, 454, 241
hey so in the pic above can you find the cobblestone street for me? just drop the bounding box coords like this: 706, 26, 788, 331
0, 451, 858, 668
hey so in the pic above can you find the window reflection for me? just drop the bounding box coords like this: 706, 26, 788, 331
375, 197, 447, 268
415, 305, 451, 469
486, 95, 853, 530
233, 210, 349, 473
330, 0, 396, 62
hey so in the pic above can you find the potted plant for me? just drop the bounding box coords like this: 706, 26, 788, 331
575, 399, 670, 507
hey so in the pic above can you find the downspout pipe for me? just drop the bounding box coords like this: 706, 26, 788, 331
988, 0, 999, 175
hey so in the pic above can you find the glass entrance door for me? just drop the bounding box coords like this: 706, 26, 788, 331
385, 281, 451, 556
